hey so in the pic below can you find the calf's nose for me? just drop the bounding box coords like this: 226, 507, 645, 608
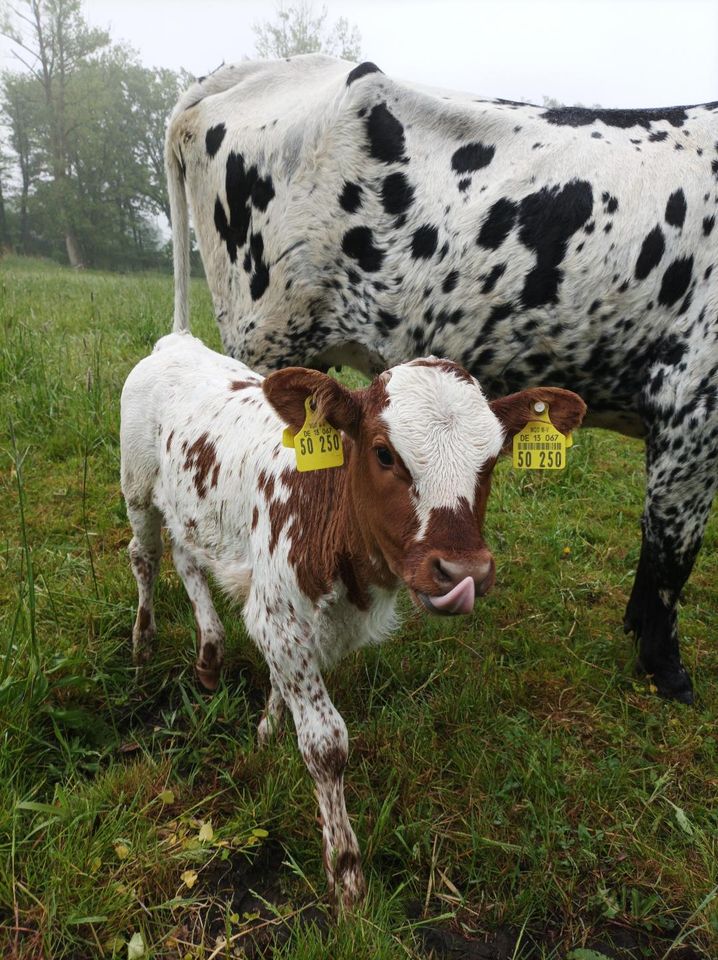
419, 551, 496, 615
433, 555, 495, 598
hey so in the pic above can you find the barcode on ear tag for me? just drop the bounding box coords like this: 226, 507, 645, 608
294, 397, 344, 472
513, 404, 567, 470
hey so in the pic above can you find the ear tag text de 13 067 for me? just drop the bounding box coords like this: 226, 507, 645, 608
284, 397, 344, 472
513, 402, 569, 470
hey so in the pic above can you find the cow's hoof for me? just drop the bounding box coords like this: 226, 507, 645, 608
637, 659, 694, 705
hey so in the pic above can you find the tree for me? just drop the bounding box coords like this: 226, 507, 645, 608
1, 0, 110, 265
1, 71, 44, 252
253, 2, 361, 61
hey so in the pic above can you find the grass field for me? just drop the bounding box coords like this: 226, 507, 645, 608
1, 255, 717, 960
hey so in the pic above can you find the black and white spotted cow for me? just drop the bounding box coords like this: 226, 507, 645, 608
166, 54, 718, 704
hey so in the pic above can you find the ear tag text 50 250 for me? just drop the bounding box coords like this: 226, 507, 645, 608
513, 402, 569, 470
283, 397, 344, 472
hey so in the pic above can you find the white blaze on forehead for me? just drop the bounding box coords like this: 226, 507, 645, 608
382, 362, 505, 537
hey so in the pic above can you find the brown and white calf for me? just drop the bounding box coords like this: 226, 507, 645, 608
120, 331, 585, 906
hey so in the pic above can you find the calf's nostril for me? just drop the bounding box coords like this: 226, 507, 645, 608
433, 557, 454, 585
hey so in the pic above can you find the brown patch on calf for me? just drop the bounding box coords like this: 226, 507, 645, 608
183, 432, 219, 498
138, 606, 151, 631
251, 506, 259, 531
229, 379, 259, 391
166, 429, 175, 453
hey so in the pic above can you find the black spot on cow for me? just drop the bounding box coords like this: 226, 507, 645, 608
591, 131, 603, 139
346, 61, 382, 85
458, 178, 471, 193
214, 152, 273, 262
442, 269, 459, 293
648, 130, 669, 142
342, 226, 385, 272
214, 199, 234, 260
481, 263, 506, 294
377, 309, 401, 332
339, 181, 363, 213
249, 232, 270, 301
712, 159, 718, 178
517, 179, 594, 309
411, 224, 438, 259
483, 301, 514, 336
704, 215, 715, 236
477, 197, 518, 250
252, 176, 275, 211
655, 335, 687, 366
665, 189, 687, 228
366, 103, 406, 164
540, 104, 690, 129
588, 299, 602, 315
381, 172, 414, 214
602, 192, 619, 213
635, 225, 665, 279
658, 256, 693, 307
451, 142, 495, 174
205, 123, 226, 158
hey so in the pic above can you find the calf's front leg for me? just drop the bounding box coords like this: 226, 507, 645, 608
266, 650, 365, 906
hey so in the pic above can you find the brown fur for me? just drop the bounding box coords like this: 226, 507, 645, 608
491, 387, 587, 450
183, 432, 219, 498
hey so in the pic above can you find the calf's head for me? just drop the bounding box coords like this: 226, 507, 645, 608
264, 359, 585, 614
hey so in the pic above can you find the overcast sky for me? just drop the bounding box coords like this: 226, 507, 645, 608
1, 0, 716, 107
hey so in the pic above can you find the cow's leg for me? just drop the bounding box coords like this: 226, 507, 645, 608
257, 681, 285, 745
171, 542, 225, 690
625, 399, 718, 704
127, 503, 163, 665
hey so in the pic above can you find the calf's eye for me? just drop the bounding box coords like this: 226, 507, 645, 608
375, 446, 394, 468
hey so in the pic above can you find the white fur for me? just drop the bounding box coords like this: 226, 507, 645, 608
384, 363, 503, 536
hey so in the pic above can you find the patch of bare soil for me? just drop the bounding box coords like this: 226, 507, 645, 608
200, 841, 329, 958
194, 851, 710, 960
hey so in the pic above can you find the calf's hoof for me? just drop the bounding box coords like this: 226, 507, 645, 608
195, 663, 220, 691
132, 631, 155, 667
637, 658, 694, 705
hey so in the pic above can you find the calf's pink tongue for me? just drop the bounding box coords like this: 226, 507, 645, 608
428, 576, 475, 615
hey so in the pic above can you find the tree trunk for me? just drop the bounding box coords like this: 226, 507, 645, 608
0, 175, 10, 250
65, 229, 83, 268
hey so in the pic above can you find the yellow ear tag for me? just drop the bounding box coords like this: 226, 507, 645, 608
282, 427, 296, 448
293, 397, 344, 472
513, 402, 567, 470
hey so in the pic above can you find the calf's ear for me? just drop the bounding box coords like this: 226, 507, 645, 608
263, 368, 362, 437
490, 387, 587, 452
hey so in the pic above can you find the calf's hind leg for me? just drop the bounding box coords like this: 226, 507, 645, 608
171, 542, 225, 689
626, 388, 718, 703
127, 503, 163, 665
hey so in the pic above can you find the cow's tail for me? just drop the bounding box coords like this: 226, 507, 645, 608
166, 125, 191, 334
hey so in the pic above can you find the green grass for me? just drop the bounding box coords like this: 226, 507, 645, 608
1, 254, 717, 959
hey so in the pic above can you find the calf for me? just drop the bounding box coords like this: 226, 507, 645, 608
166, 54, 718, 702
120, 332, 585, 906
